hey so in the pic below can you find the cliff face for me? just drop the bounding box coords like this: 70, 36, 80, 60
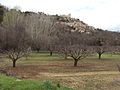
54, 14, 96, 33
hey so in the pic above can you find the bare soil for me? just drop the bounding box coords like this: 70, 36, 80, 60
1, 59, 120, 90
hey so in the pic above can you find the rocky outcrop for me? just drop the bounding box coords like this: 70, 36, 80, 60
55, 14, 96, 33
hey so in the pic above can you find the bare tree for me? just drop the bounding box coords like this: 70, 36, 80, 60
92, 30, 113, 59
69, 44, 91, 66
0, 26, 4, 53
46, 35, 59, 56
0, 4, 7, 23
57, 28, 92, 66
25, 13, 57, 55
1, 9, 31, 67
69, 32, 92, 66
57, 29, 71, 59
55, 23, 75, 59
93, 37, 107, 59
109, 33, 120, 57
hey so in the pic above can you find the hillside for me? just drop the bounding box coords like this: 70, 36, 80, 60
25, 11, 98, 33
53, 14, 97, 33
0, 3, 100, 33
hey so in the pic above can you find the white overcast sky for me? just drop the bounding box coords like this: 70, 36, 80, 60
0, 0, 120, 30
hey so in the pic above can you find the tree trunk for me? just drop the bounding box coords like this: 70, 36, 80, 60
50, 51, 52, 56
98, 53, 102, 59
117, 64, 120, 72
13, 60, 16, 67
64, 53, 68, 59
74, 59, 78, 67
36, 49, 40, 53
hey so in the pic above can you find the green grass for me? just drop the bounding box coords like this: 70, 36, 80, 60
24, 52, 61, 61
29, 52, 120, 60
0, 74, 73, 90
87, 53, 120, 60
2, 52, 120, 63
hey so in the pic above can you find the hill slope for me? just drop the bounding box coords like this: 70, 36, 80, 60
54, 14, 96, 33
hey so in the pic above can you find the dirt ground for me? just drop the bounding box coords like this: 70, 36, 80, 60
1, 58, 120, 90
